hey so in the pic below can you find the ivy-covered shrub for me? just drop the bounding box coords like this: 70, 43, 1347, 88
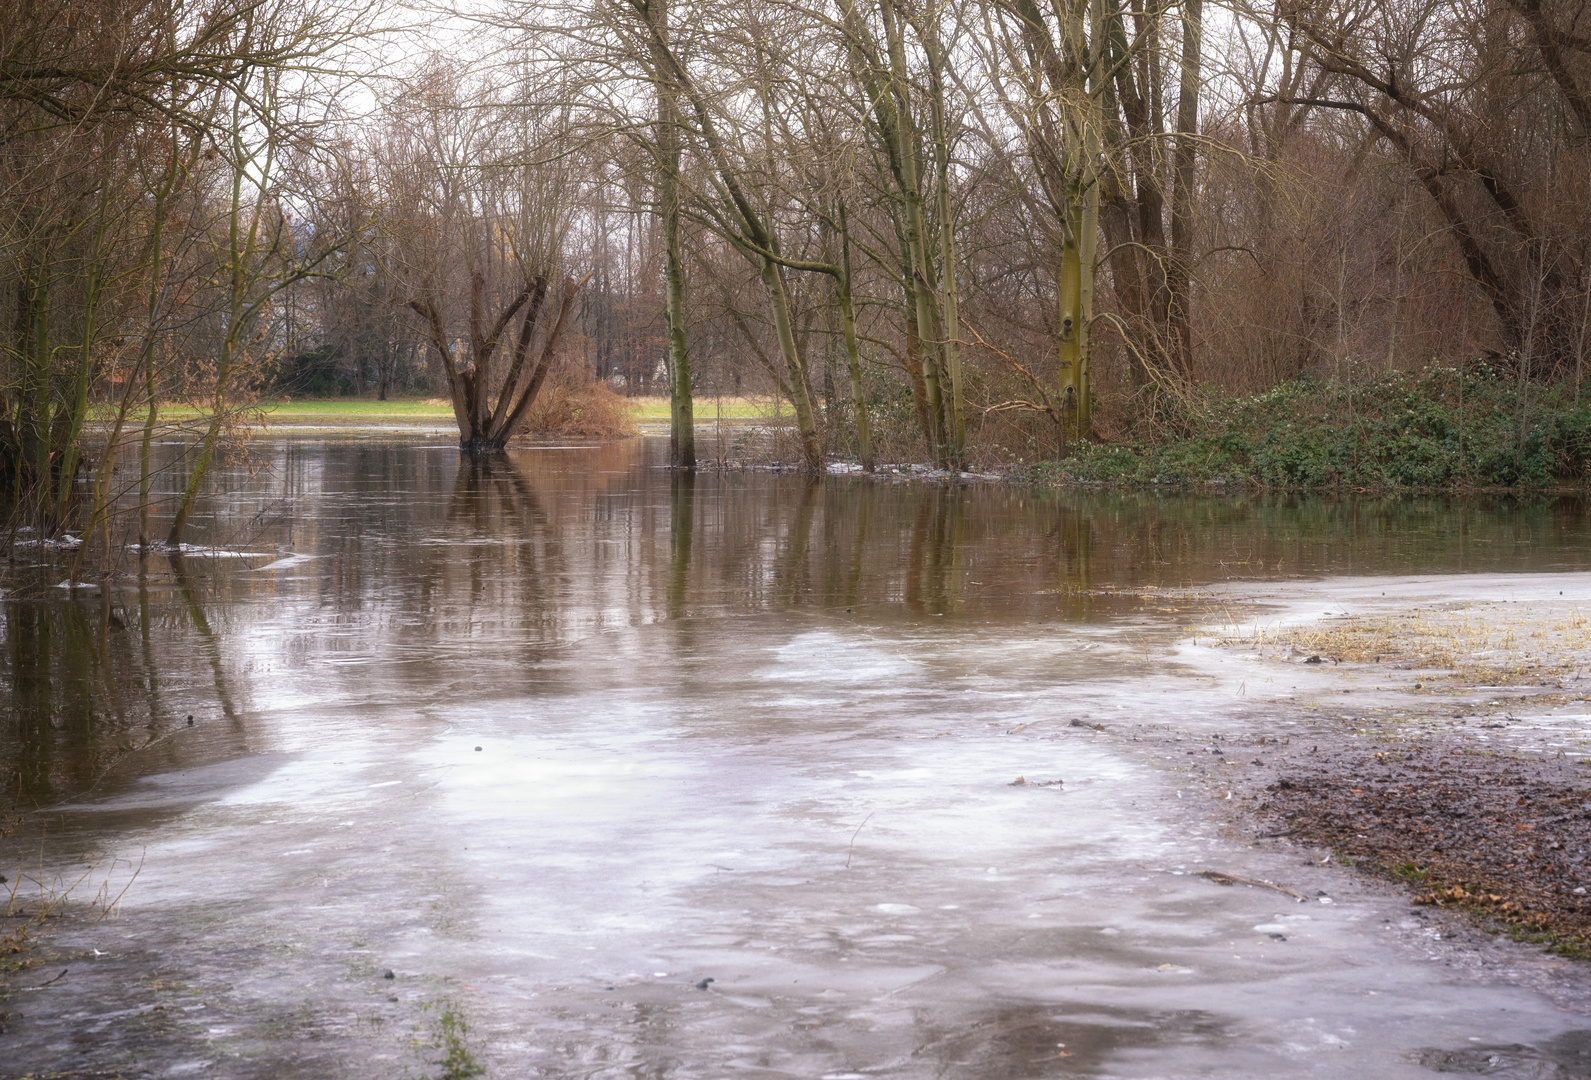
1017, 367, 1591, 491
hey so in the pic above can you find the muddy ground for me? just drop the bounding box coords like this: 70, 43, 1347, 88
1151, 580, 1591, 961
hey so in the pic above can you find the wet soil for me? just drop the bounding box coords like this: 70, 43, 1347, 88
1244, 736, 1591, 955
1158, 575, 1591, 966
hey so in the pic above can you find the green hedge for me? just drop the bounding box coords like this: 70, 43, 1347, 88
1018, 367, 1591, 491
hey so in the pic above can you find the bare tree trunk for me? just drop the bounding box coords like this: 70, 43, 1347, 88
838, 205, 874, 472
138, 353, 159, 551
872, 0, 950, 463
492, 275, 591, 444
1078, 170, 1099, 437
649, 0, 695, 469
53, 186, 116, 520
761, 257, 825, 471
15, 255, 53, 523
169, 128, 265, 547
1165, 0, 1201, 378
923, 10, 965, 462
85, 346, 148, 571
1058, 199, 1085, 448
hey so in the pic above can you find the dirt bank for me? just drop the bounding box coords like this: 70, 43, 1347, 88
1160, 575, 1591, 957
1251, 739, 1591, 954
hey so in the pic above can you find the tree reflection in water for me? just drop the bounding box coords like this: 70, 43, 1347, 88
2, 562, 239, 811
4, 437, 1591, 814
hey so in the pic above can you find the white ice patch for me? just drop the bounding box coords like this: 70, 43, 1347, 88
250, 553, 322, 572
18, 534, 81, 549
760, 630, 920, 684
1254, 914, 1313, 933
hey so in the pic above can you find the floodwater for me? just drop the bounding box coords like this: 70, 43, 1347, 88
4, 437, 1591, 1079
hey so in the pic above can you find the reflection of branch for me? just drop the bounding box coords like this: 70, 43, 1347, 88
169, 553, 238, 720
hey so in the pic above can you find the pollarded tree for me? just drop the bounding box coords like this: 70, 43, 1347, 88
373, 62, 591, 452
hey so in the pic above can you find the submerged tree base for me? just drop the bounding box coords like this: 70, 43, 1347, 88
1016, 366, 1591, 491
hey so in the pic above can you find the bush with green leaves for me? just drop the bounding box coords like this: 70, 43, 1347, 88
1019, 366, 1591, 491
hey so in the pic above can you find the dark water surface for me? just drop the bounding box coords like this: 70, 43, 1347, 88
4, 437, 1591, 1078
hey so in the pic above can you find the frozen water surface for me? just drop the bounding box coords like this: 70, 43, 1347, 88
4, 439, 1591, 1077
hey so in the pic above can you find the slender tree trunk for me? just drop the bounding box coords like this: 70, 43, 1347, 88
1076, 0, 1107, 437
1058, 199, 1085, 449
761, 258, 824, 471
138, 357, 159, 551
411, 298, 474, 435
16, 259, 53, 519
647, 0, 694, 469
86, 347, 149, 571
170, 91, 273, 546
167, 409, 224, 547
1099, 24, 1152, 384
1576, 256, 1591, 405
879, 0, 948, 464
492, 275, 589, 446
912, 274, 946, 460
661, 121, 694, 468
904, 317, 933, 445
924, 13, 965, 462
1166, 0, 1201, 377
139, 150, 177, 552
1078, 178, 1099, 437
54, 187, 116, 519
488, 278, 549, 426
838, 206, 874, 472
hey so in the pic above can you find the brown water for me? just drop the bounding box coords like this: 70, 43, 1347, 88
4, 436, 1591, 1079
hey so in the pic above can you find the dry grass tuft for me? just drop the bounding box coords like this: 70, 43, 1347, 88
1218, 603, 1591, 685
518, 363, 637, 439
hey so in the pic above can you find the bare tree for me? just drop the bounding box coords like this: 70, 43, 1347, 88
373, 62, 591, 452
1255, 0, 1591, 371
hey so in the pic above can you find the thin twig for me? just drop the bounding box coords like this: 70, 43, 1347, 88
27, 967, 69, 989
1197, 869, 1308, 902
96, 848, 145, 923
846, 812, 875, 870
